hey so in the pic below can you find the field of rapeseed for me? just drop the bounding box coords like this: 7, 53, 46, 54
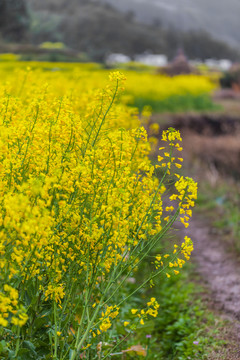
0, 60, 215, 113
0, 62, 199, 359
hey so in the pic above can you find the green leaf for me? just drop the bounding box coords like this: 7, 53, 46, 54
17, 348, 29, 356
23, 340, 37, 356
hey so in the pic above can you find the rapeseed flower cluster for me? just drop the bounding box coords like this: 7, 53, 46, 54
0, 63, 197, 359
0, 285, 27, 327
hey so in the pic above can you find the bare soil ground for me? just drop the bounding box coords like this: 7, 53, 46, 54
153, 96, 240, 178
160, 112, 240, 179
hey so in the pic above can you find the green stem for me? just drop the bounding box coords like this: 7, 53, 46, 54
70, 298, 103, 360
53, 300, 58, 359
91, 80, 119, 148
14, 326, 21, 357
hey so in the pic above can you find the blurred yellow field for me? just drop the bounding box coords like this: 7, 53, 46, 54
0, 61, 215, 111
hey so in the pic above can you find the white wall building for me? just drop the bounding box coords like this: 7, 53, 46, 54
134, 54, 168, 67
106, 53, 131, 65
205, 58, 232, 71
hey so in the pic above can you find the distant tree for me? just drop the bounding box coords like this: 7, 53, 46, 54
0, 0, 29, 42
182, 31, 239, 61
152, 18, 162, 29
23, 0, 240, 62
125, 10, 135, 22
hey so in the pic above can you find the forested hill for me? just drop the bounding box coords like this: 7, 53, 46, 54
99, 0, 240, 48
1, 0, 239, 62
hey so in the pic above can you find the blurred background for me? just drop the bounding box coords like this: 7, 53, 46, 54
0, 0, 240, 64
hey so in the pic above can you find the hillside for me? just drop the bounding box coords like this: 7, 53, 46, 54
26, 0, 167, 61
1, 0, 239, 62
99, 0, 240, 47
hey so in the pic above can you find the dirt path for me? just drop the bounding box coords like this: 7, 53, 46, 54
179, 215, 240, 359
190, 217, 240, 319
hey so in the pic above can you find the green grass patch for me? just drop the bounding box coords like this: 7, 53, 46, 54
196, 181, 240, 252
132, 94, 220, 113
131, 257, 224, 360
